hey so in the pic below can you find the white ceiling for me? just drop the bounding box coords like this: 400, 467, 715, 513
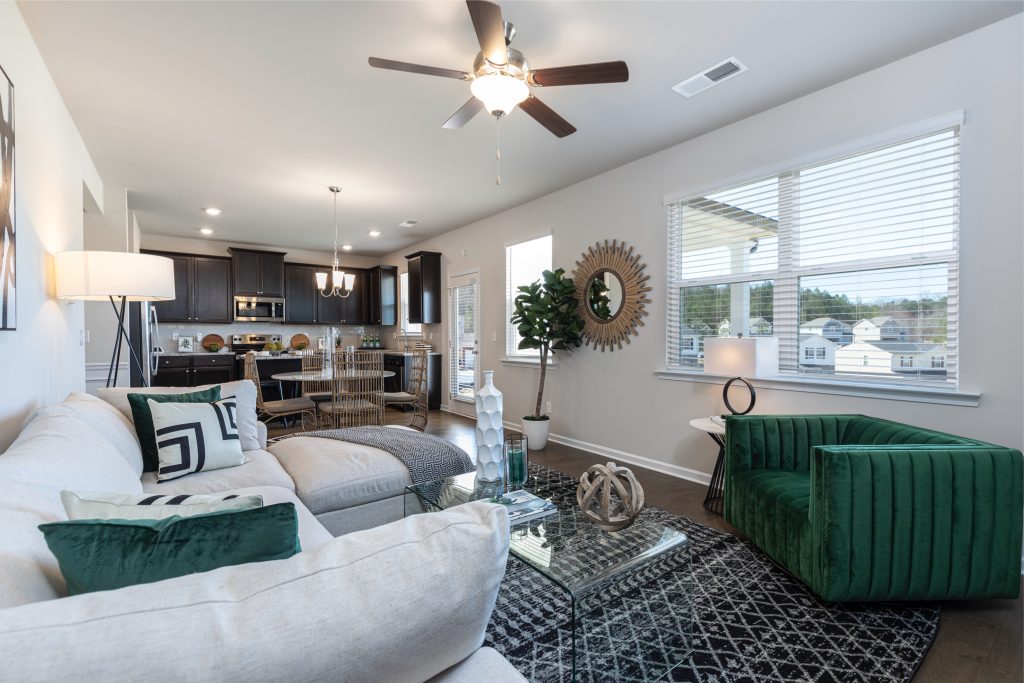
20, 1, 1021, 256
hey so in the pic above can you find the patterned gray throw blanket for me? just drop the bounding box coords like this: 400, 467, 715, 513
271, 427, 474, 484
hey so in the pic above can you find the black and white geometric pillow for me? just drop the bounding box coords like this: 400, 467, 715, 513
60, 490, 263, 520
148, 398, 247, 482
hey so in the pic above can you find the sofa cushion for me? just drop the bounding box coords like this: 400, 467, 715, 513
98, 380, 260, 452
729, 469, 813, 580
61, 392, 144, 477
40, 503, 301, 596
141, 448, 295, 494
0, 501, 510, 682
428, 647, 527, 683
0, 481, 68, 609
268, 435, 411, 515
0, 406, 143, 496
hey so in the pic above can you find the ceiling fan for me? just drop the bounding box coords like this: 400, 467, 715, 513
368, 0, 629, 139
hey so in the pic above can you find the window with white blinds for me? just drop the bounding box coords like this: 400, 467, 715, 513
448, 273, 478, 401
505, 235, 553, 357
666, 122, 960, 387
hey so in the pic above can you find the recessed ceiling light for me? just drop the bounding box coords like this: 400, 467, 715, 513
199, 227, 214, 236
342, 244, 353, 251
398, 219, 419, 228
204, 207, 222, 216
368, 230, 381, 238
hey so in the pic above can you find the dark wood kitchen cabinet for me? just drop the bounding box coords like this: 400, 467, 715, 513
143, 251, 232, 323
229, 248, 285, 297
405, 251, 442, 324
284, 263, 318, 324
152, 354, 235, 387
317, 268, 367, 324
192, 257, 233, 323
367, 265, 398, 326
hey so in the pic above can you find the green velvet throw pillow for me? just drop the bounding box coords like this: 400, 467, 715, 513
128, 387, 222, 472
39, 503, 300, 596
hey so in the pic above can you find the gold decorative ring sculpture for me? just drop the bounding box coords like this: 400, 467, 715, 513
572, 240, 651, 352
577, 461, 645, 531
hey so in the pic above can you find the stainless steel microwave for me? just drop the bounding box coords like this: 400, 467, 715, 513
234, 296, 285, 323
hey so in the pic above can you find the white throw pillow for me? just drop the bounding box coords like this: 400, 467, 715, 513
97, 380, 261, 452
148, 398, 247, 482
60, 490, 263, 520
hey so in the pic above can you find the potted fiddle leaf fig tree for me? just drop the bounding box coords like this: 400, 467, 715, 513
510, 268, 585, 449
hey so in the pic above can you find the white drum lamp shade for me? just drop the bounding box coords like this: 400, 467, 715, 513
55, 251, 175, 302
703, 337, 778, 378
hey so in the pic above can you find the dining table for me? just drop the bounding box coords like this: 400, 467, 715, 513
270, 369, 395, 382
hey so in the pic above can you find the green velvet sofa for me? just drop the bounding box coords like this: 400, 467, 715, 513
723, 414, 1023, 603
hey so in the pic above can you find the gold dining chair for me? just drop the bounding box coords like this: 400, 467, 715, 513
383, 349, 430, 431
319, 350, 385, 428
300, 349, 332, 428
243, 352, 316, 430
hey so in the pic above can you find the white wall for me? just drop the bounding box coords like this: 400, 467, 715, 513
0, 3, 101, 449
386, 15, 1024, 479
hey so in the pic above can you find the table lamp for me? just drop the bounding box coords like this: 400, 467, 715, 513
703, 336, 778, 414
56, 251, 175, 388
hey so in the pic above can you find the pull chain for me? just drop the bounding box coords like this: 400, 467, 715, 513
495, 114, 501, 186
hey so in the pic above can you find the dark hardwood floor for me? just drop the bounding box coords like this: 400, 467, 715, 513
271, 409, 1024, 682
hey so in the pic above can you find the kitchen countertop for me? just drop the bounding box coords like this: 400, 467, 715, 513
159, 350, 441, 357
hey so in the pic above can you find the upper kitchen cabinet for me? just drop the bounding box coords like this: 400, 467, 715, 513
317, 268, 367, 324
143, 251, 232, 323
367, 265, 398, 326
192, 257, 233, 322
229, 248, 285, 297
284, 263, 318, 324
405, 251, 442, 324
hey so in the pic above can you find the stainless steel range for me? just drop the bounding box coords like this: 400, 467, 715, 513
232, 333, 283, 358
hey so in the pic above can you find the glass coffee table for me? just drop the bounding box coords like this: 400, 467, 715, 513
405, 467, 692, 682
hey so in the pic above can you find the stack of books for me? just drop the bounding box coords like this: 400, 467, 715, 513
493, 490, 558, 525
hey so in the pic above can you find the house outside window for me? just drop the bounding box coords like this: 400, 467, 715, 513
399, 273, 423, 336
505, 235, 552, 358
666, 121, 960, 387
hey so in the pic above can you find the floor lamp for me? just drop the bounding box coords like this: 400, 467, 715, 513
56, 251, 175, 388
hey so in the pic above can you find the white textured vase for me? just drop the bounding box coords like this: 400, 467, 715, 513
475, 371, 504, 482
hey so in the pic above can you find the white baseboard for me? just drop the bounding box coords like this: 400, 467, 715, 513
440, 406, 712, 486
85, 362, 129, 394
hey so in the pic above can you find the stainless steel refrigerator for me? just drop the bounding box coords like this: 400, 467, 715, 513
128, 302, 164, 387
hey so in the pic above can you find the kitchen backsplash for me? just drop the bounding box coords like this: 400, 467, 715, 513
158, 322, 396, 353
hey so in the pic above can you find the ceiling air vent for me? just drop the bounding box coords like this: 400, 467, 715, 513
398, 219, 420, 228
671, 58, 747, 98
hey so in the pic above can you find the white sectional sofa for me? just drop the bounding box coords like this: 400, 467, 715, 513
0, 390, 525, 682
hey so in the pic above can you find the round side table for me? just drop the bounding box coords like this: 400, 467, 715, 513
690, 417, 726, 515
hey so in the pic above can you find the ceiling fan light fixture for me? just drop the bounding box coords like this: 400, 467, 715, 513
470, 73, 529, 115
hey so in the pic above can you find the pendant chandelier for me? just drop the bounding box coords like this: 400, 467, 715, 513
316, 186, 355, 298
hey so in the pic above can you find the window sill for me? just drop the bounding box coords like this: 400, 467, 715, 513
653, 368, 980, 407
501, 357, 557, 370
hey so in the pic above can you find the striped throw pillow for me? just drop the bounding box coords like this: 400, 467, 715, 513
60, 490, 263, 520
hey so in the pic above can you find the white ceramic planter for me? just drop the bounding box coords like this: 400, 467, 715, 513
521, 418, 550, 450
475, 371, 504, 481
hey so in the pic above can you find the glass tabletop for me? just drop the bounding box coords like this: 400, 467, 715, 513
406, 469, 689, 597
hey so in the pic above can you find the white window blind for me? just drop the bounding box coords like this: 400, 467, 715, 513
505, 235, 552, 357
399, 273, 423, 335
667, 123, 960, 387
448, 273, 477, 401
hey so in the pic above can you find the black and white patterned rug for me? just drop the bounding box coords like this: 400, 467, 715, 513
486, 466, 939, 682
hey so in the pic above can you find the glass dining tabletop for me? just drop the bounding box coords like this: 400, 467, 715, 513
270, 369, 395, 381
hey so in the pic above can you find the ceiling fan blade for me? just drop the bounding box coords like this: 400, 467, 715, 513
368, 57, 470, 80
466, 0, 507, 66
527, 61, 629, 87
519, 95, 576, 138
442, 98, 485, 130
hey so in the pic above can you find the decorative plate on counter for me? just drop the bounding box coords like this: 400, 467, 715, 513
201, 334, 226, 351
290, 333, 310, 350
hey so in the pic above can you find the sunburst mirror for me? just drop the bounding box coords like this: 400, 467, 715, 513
572, 240, 651, 352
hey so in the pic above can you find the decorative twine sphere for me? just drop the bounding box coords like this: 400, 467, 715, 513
577, 462, 645, 531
